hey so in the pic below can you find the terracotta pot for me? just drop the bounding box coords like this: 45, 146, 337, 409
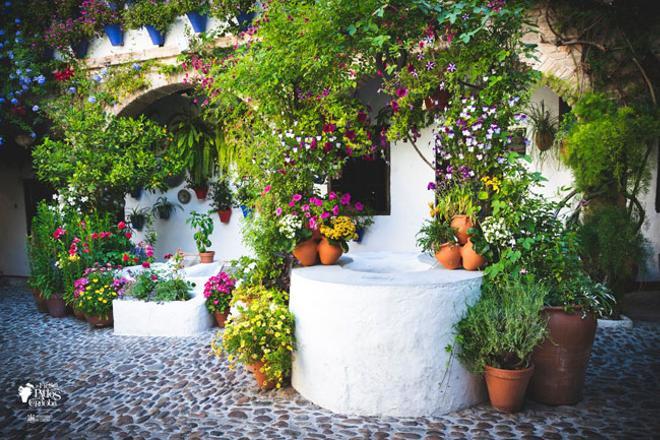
217, 209, 232, 224
434, 243, 461, 270
529, 307, 597, 405
311, 228, 322, 241
293, 239, 318, 267
199, 251, 215, 264
249, 361, 275, 390
460, 240, 485, 271
193, 185, 209, 200
214, 309, 230, 328
318, 238, 343, 265
32, 290, 48, 313
485, 364, 535, 413
46, 294, 67, 318
450, 215, 473, 245
73, 304, 86, 321
86, 314, 113, 328
535, 131, 554, 152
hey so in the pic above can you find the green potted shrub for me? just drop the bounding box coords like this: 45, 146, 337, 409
171, 0, 210, 33
434, 184, 480, 245
80, 0, 126, 46
455, 275, 548, 413
123, 0, 176, 46
209, 179, 234, 223
416, 217, 460, 269
527, 101, 558, 152
152, 197, 182, 220
127, 206, 149, 231
186, 211, 215, 263
212, 287, 295, 389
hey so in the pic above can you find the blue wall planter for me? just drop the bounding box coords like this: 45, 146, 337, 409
186, 12, 208, 33
104, 24, 124, 46
71, 39, 89, 58
237, 10, 255, 32
356, 227, 365, 243
240, 205, 253, 218
145, 25, 165, 46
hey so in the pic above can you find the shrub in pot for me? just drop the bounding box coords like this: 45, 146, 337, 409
152, 196, 182, 220
74, 268, 129, 328
80, 0, 125, 46
123, 0, 176, 46
172, 0, 210, 32
44, 18, 94, 59
213, 287, 295, 390
128, 206, 149, 231
416, 216, 460, 269
187, 211, 215, 263
455, 275, 548, 413
204, 271, 236, 327
209, 179, 234, 224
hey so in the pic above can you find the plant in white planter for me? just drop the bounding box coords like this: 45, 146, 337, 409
187, 211, 215, 263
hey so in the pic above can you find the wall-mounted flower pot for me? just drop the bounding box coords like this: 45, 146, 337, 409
214, 309, 229, 328
535, 131, 554, 152
193, 185, 209, 200
71, 39, 89, 59
435, 243, 461, 269
240, 205, 252, 218
129, 187, 142, 200
46, 294, 67, 318
165, 173, 185, 188
145, 25, 165, 46
293, 239, 318, 267
529, 307, 597, 405
318, 238, 342, 265
217, 209, 232, 224
87, 314, 114, 328
104, 24, 124, 46
485, 365, 534, 413
199, 251, 215, 264
237, 10, 255, 32
157, 208, 171, 220
186, 12, 208, 33
130, 215, 146, 231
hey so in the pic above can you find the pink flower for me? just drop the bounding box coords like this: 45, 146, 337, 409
340, 193, 351, 206
332, 205, 340, 216
396, 87, 408, 98
142, 261, 151, 268
321, 211, 330, 220
309, 218, 318, 230
52, 227, 66, 240
145, 245, 154, 258
117, 221, 126, 230
355, 202, 364, 212
125, 232, 132, 240
262, 185, 271, 195
163, 253, 173, 260
328, 192, 337, 200
292, 194, 302, 202
275, 207, 283, 216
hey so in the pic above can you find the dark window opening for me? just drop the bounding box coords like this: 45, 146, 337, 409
330, 155, 390, 215
23, 179, 54, 235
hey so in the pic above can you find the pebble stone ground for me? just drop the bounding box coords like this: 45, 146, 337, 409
1, 285, 659, 440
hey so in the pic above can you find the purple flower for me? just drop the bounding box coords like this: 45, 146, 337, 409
446, 63, 457, 73
425, 61, 436, 71
340, 193, 351, 206
395, 87, 408, 98
355, 202, 364, 212
427, 182, 436, 190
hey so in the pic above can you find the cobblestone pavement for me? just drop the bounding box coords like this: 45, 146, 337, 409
1, 285, 658, 439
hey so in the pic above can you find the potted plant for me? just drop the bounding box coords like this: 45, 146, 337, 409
318, 216, 357, 265
44, 18, 93, 58
80, 0, 125, 46
186, 211, 215, 263
234, 176, 257, 218
209, 179, 234, 223
527, 101, 558, 152
435, 185, 480, 245
74, 269, 129, 328
123, 0, 176, 46
461, 226, 486, 271
213, 287, 295, 390
152, 197, 182, 220
127, 206, 149, 231
172, 0, 210, 33
416, 217, 460, 269
530, 271, 615, 405
455, 275, 548, 412
203, 271, 236, 327
210, 0, 256, 31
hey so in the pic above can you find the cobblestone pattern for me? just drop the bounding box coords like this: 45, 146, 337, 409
1, 286, 658, 439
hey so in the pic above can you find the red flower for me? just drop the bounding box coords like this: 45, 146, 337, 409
117, 221, 126, 230
122, 254, 130, 263
125, 232, 132, 240
142, 261, 151, 268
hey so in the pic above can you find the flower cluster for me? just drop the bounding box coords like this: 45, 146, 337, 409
203, 271, 236, 313
319, 216, 357, 242
481, 216, 514, 248
73, 268, 128, 318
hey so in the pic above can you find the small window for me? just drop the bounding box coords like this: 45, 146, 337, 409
330, 155, 390, 215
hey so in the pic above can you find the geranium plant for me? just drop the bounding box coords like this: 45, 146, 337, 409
203, 271, 236, 313
73, 267, 129, 319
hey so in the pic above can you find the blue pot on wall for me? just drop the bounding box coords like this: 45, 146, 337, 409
71, 39, 89, 58
355, 227, 365, 243
104, 24, 124, 46
186, 12, 208, 33
240, 205, 252, 218
145, 25, 165, 46
237, 10, 255, 32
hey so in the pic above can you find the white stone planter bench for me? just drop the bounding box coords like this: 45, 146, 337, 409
113, 261, 225, 337
290, 252, 485, 417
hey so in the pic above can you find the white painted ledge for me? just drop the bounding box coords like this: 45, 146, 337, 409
290, 252, 486, 417
598, 314, 634, 329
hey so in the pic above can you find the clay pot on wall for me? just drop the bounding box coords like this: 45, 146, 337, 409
293, 239, 318, 267
435, 243, 461, 269
529, 307, 597, 405
484, 365, 535, 413
193, 185, 209, 200
461, 240, 485, 271
451, 215, 473, 245
318, 238, 342, 265
217, 209, 232, 224
86, 314, 113, 328
249, 361, 275, 390
46, 294, 67, 318
214, 309, 230, 328
200, 251, 215, 264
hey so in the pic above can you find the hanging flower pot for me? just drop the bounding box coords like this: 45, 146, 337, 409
435, 243, 461, 269
293, 239, 318, 267
240, 205, 252, 218
71, 39, 90, 59
186, 12, 208, 33
450, 215, 473, 245
104, 24, 124, 46
46, 294, 67, 318
86, 314, 114, 328
529, 307, 597, 405
214, 309, 230, 328
217, 209, 232, 224
318, 237, 343, 265
460, 240, 485, 271
249, 361, 275, 390
129, 187, 142, 200
237, 10, 255, 32
199, 251, 215, 264
144, 25, 165, 46
166, 173, 185, 188
193, 185, 209, 200
157, 207, 171, 220
130, 215, 146, 231
535, 130, 554, 152
484, 365, 535, 413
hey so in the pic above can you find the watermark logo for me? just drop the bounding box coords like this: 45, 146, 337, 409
17, 382, 62, 408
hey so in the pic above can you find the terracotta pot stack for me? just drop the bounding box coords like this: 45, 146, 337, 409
292, 233, 342, 267
435, 216, 486, 271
